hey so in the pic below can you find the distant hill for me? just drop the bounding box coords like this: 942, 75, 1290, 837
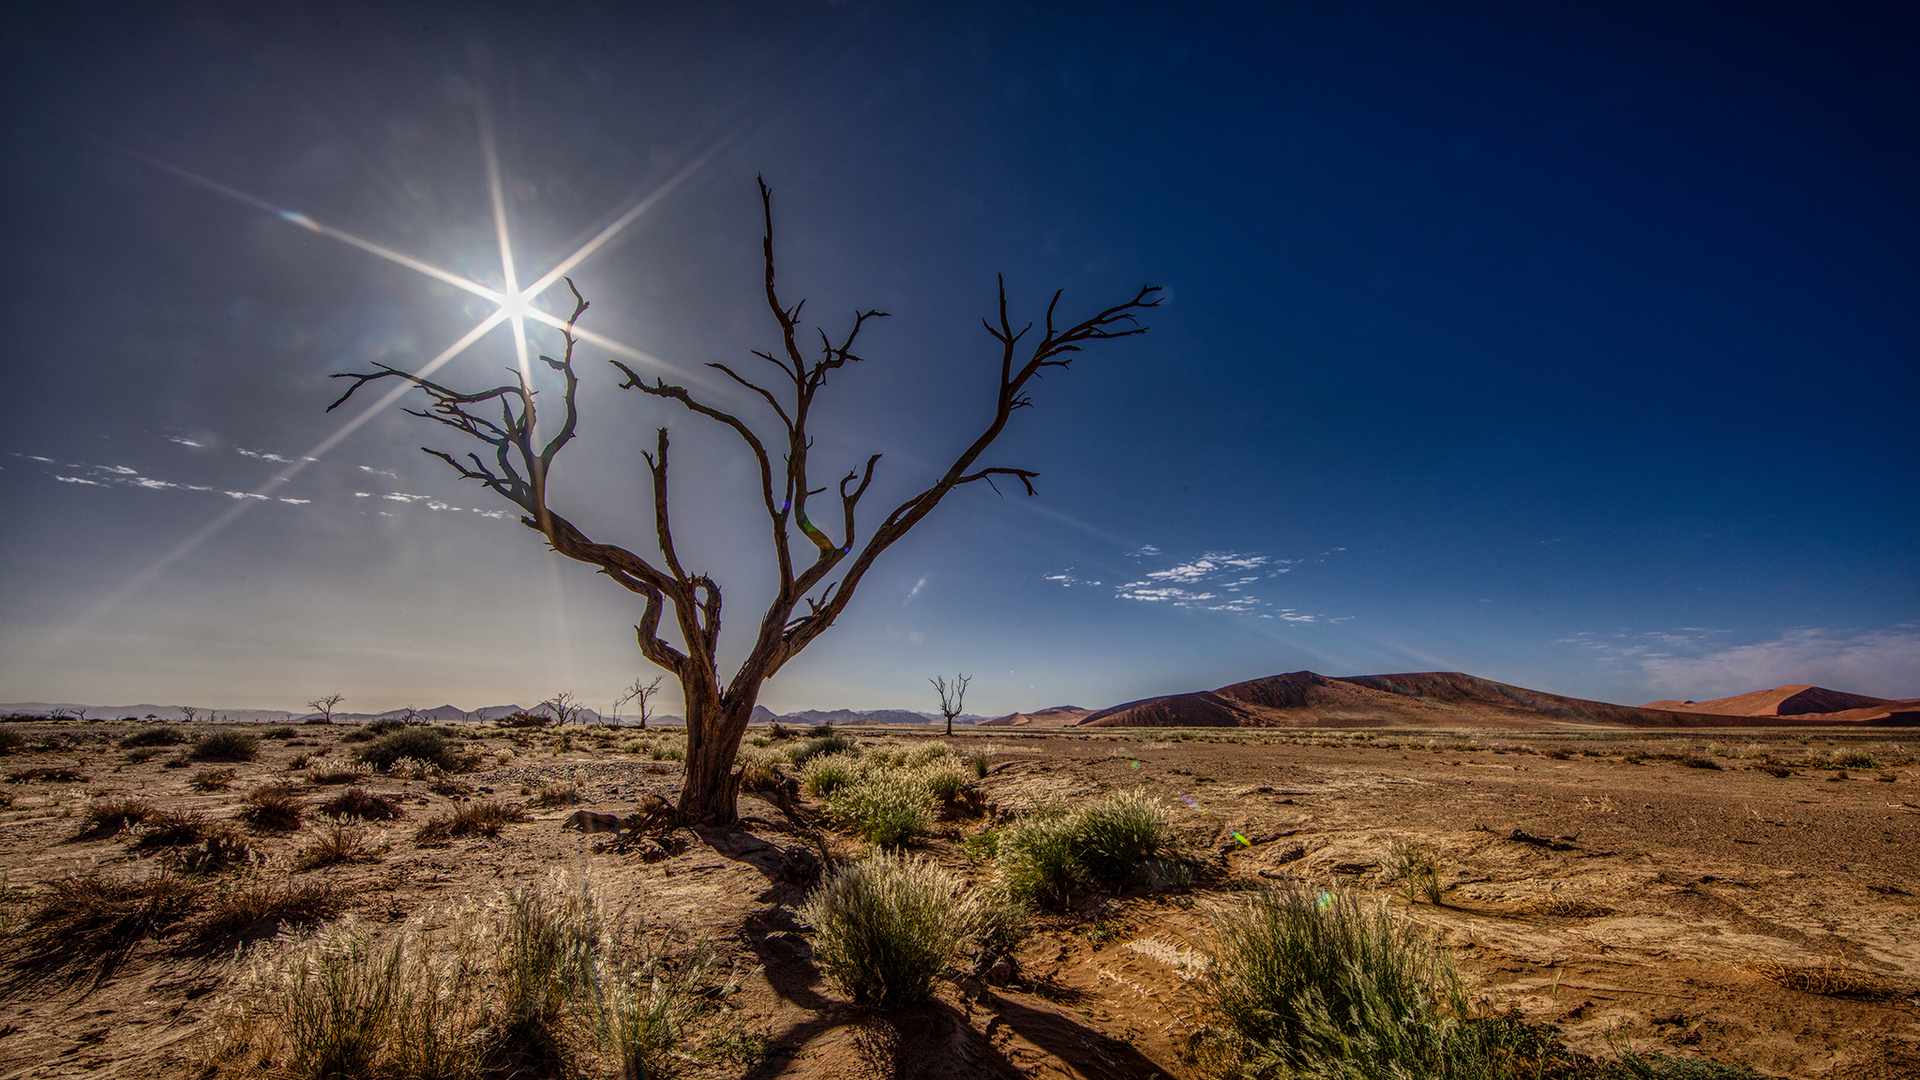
749, 706, 961, 726
1075, 671, 1920, 729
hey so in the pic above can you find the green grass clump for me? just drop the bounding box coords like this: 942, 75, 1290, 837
915, 758, 971, 805
828, 772, 934, 846
190, 730, 260, 762
1388, 839, 1443, 905
801, 754, 862, 798
993, 790, 1169, 907
1208, 883, 1479, 1078
800, 851, 978, 1009
1830, 748, 1878, 769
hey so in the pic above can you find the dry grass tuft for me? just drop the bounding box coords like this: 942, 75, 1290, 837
317, 787, 403, 821
78, 796, 152, 837
1527, 897, 1614, 918
238, 782, 306, 832
132, 811, 259, 873
192, 767, 239, 791
192, 877, 345, 946
3, 871, 201, 984
293, 824, 384, 870
414, 800, 528, 845
1755, 959, 1891, 998
530, 781, 581, 808
119, 726, 187, 748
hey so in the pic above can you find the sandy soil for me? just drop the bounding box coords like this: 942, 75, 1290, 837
1, 721, 1916, 1079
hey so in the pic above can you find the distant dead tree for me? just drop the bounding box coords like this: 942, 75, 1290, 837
179, 705, 200, 724
931, 673, 971, 737
307, 693, 344, 724
613, 676, 664, 729
541, 691, 586, 727
329, 178, 1157, 825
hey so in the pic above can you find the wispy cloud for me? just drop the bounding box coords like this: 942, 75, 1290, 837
1565, 626, 1920, 701
236, 447, 294, 464
1094, 547, 1339, 619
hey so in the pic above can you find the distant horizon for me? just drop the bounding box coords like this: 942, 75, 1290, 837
6, 664, 1912, 722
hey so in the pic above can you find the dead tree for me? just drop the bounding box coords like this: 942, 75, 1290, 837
329, 178, 1157, 825
932, 673, 971, 737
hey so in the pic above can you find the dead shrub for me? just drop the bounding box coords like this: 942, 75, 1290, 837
415, 800, 527, 845
318, 787, 403, 821
192, 767, 238, 791
239, 783, 306, 832
6, 766, 88, 783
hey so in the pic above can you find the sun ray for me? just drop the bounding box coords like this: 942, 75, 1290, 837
473, 86, 533, 386
52, 310, 511, 650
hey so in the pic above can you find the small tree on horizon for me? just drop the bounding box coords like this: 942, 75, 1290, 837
328, 178, 1157, 825
931, 673, 971, 737
307, 693, 344, 724
613, 676, 664, 729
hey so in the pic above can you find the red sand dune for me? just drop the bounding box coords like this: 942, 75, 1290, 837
978, 705, 1092, 727
1643, 684, 1915, 720
1074, 671, 1920, 729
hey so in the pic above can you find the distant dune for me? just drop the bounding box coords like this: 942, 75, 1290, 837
1075, 671, 1920, 729
977, 705, 1093, 727
1644, 685, 1920, 724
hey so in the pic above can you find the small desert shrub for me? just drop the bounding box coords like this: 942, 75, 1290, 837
4, 872, 202, 983
801, 754, 862, 798
828, 771, 934, 846
191, 731, 260, 762
338, 728, 375, 744
294, 824, 383, 870
262, 725, 297, 740
79, 796, 151, 836
1758, 762, 1793, 778
120, 726, 186, 748
414, 800, 527, 844
193, 877, 343, 945
0, 728, 21, 754
1829, 748, 1878, 770
768, 722, 793, 739
386, 755, 442, 781
902, 741, 956, 768
967, 748, 992, 779
6, 766, 88, 783
357, 728, 459, 772
787, 733, 859, 767
239, 783, 306, 832
1680, 755, 1723, 770
1207, 883, 1485, 1079
124, 747, 162, 763
800, 851, 978, 1009
531, 781, 581, 808
192, 767, 238, 791
1388, 839, 1443, 904
807, 721, 836, 737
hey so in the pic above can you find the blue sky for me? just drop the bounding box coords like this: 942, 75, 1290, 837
1, 2, 1914, 716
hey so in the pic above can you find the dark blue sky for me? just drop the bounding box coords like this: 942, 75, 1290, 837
2, 2, 1914, 714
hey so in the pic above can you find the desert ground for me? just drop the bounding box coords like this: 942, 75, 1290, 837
1, 718, 1916, 1079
